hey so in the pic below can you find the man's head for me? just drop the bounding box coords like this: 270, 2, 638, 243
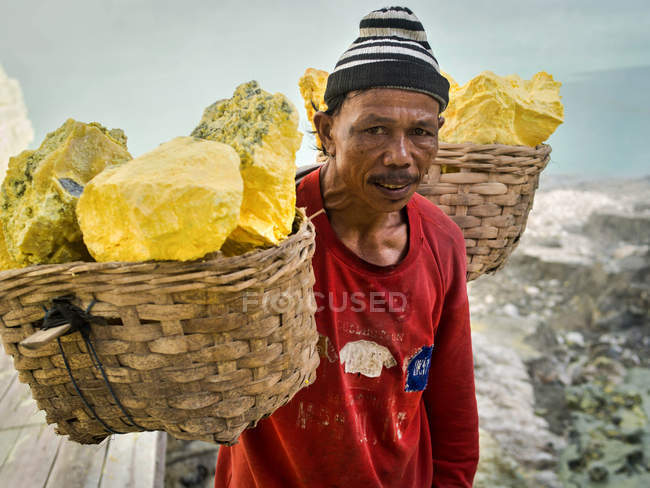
314, 6, 449, 213
323, 6, 449, 113
314, 88, 441, 213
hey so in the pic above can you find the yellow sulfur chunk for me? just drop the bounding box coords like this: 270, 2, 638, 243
0, 225, 20, 270
440, 71, 564, 146
191, 81, 302, 255
77, 136, 243, 262
0, 119, 131, 265
297, 69, 563, 147
298, 68, 329, 147
442, 71, 459, 91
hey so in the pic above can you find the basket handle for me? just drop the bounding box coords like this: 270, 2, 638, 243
19, 295, 105, 350
20, 323, 72, 349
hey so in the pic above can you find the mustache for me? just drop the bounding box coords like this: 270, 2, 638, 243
368, 171, 420, 186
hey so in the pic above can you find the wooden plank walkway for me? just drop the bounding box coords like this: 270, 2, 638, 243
0, 350, 166, 487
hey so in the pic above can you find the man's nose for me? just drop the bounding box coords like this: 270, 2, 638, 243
383, 133, 413, 167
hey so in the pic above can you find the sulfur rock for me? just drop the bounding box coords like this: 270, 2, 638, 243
191, 81, 302, 255
298, 68, 329, 148
0, 118, 132, 265
440, 71, 564, 146
297, 68, 564, 147
0, 225, 19, 270
77, 136, 243, 262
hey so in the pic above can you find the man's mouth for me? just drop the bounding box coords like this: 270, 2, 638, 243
375, 182, 410, 190
370, 177, 417, 199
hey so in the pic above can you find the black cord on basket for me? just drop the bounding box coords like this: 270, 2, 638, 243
43, 296, 145, 433
57, 337, 123, 435
79, 325, 146, 430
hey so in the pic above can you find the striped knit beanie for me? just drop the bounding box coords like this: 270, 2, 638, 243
324, 6, 450, 112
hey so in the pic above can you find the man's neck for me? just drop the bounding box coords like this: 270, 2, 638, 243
319, 162, 409, 267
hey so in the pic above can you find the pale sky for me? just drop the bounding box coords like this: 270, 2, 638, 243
1, 0, 649, 177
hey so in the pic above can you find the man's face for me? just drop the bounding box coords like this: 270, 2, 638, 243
321, 88, 441, 213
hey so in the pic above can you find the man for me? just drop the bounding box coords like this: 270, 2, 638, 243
215, 6, 479, 487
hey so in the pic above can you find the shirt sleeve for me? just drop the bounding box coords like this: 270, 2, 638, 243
423, 231, 479, 487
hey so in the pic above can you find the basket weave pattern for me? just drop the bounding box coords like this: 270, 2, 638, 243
0, 210, 318, 445
418, 143, 551, 280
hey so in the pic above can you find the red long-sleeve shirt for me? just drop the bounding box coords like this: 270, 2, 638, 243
215, 168, 478, 487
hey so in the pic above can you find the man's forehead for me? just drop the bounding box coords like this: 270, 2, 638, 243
340, 88, 440, 119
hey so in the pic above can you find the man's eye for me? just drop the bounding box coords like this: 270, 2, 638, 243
412, 128, 432, 136
365, 126, 387, 135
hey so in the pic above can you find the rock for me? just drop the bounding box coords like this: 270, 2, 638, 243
473, 332, 563, 486
468, 177, 650, 487
526, 322, 560, 350
296, 68, 563, 147
180, 465, 208, 487
528, 355, 569, 386
613, 243, 648, 261
474, 428, 526, 488
519, 189, 632, 265
165, 436, 218, 488
439, 71, 564, 146
559, 368, 650, 487
593, 265, 650, 332
587, 462, 609, 482
582, 213, 650, 247
1, 118, 131, 266
502, 303, 520, 317
77, 136, 243, 262
0, 65, 33, 179
565, 331, 585, 348
191, 81, 302, 255
525, 285, 541, 296
298, 68, 329, 148
578, 356, 627, 385
0, 225, 18, 269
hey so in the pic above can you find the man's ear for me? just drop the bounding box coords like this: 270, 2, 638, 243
313, 111, 335, 156
438, 115, 445, 130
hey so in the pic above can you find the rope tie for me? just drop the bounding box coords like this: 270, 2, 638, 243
42, 296, 146, 434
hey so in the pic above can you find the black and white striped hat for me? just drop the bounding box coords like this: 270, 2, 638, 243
324, 6, 450, 112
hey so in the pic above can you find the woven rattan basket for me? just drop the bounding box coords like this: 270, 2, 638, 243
0, 208, 319, 445
313, 142, 550, 281
418, 142, 551, 280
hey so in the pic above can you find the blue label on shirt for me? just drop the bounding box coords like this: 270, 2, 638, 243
405, 345, 433, 392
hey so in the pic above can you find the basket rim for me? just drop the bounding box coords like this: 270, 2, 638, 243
435, 142, 551, 161
0, 207, 314, 286
431, 142, 552, 177
438, 141, 551, 151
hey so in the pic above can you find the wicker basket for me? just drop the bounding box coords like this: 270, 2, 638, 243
0, 208, 319, 445
313, 142, 550, 281
418, 142, 551, 280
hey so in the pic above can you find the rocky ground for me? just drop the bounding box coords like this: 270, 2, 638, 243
164, 436, 218, 488
470, 174, 650, 487
163, 174, 650, 487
